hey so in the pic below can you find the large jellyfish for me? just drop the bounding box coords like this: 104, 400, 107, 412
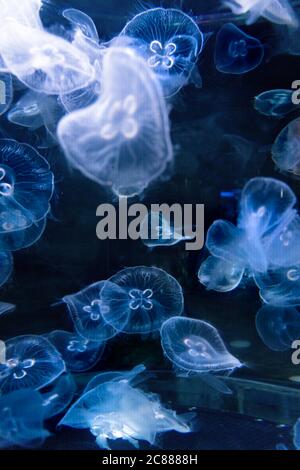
41, 374, 77, 419
0, 20, 95, 95
223, 0, 299, 27
255, 304, 300, 350
46, 330, 105, 373
57, 45, 173, 197
0, 389, 49, 449
161, 317, 242, 375
0, 335, 65, 394
0, 139, 54, 251
272, 117, 300, 177
120, 8, 203, 97
214, 23, 264, 74
0, 73, 13, 116
254, 89, 299, 118
100, 266, 184, 334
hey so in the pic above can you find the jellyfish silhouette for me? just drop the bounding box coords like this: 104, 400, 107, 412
0, 20, 95, 95
7, 91, 43, 130
254, 89, 298, 118
272, 117, 300, 177
83, 364, 147, 393
0, 251, 13, 287
214, 23, 264, 74
0, 73, 13, 116
255, 304, 300, 351
198, 255, 245, 292
0, 139, 54, 251
120, 8, 203, 97
161, 317, 242, 375
57, 45, 173, 197
63, 281, 121, 343
223, 0, 299, 27
46, 330, 105, 373
0, 335, 65, 394
0, 389, 49, 449
100, 266, 184, 334
41, 374, 77, 419
59, 378, 192, 449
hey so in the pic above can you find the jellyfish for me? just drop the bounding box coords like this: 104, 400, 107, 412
254, 89, 299, 118
0, 251, 13, 287
0, 73, 13, 116
254, 266, 300, 306
0, 20, 95, 95
223, 0, 299, 27
0, 0, 43, 30
294, 418, 300, 449
0, 335, 65, 394
59, 80, 100, 114
7, 91, 44, 130
214, 23, 264, 74
255, 304, 300, 350
41, 374, 77, 419
57, 45, 173, 197
100, 266, 184, 334
272, 117, 300, 176
62, 281, 122, 343
198, 255, 245, 292
59, 379, 192, 449
0, 389, 49, 449
83, 364, 147, 393
62, 8, 99, 43
141, 211, 193, 248
160, 317, 242, 375
46, 330, 105, 373
0, 301, 15, 316
120, 8, 204, 97
0, 139, 54, 251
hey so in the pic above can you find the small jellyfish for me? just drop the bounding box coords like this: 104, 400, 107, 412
120, 8, 203, 97
62, 8, 99, 43
0, 20, 95, 95
84, 364, 147, 393
62, 281, 121, 342
41, 374, 77, 419
160, 317, 242, 375
7, 91, 44, 130
0, 389, 49, 449
293, 418, 300, 449
272, 117, 300, 176
46, 330, 105, 373
254, 266, 300, 306
214, 23, 264, 74
0, 301, 15, 316
57, 45, 173, 197
254, 89, 298, 118
0, 335, 65, 394
141, 211, 193, 248
100, 266, 184, 334
0, 73, 13, 116
255, 304, 300, 350
198, 255, 245, 292
0, 251, 13, 287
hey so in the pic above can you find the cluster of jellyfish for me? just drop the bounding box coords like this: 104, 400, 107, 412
0, 0, 299, 451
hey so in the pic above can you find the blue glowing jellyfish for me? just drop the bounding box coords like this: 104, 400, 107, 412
254, 89, 298, 118
46, 330, 105, 373
0, 73, 13, 116
272, 117, 300, 177
0, 21, 95, 95
294, 418, 300, 449
256, 305, 300, 350
223, 0, 299, 27
100, 266, 184, 334
59, 80, 100, 113
198, 255, 245, 292
84, 364, 147, 393
0, 335, 65, 394
41, 374, 77, 419
0, 251, 13, 287
0, 389, 49, 449
214, 23, 264, 74
57, 45, 173, 197
141, 211, 193, 248
7, 91, 43, 130
0, 140, 54, 251
63, 281, 121, 343
161, 317, 242, 375
62, 8, 99, 43
120, 8, 203, 97
254, 266, 300, 306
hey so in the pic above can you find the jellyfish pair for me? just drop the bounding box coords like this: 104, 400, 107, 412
215, 23, 264, 74
58, 44, 173, 197
254, 89, 299, 118
120, 8, 204, 97
59, 364, 192, 449
272, 117, 300, 177
199, 177, 300, 305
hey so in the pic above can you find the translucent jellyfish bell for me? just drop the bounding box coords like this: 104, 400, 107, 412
57, 46, 173, 197
272, 117, 300, 176
215, 23, 264, 74
41, 374, 77, 419
0, 389, 49, 449
0, 21, 95, 95
0, 73, 13, 116
100, 266, 184, 334
46, 330, 105, 373
255, 304, 300, 351
83, 364, 147, 393
254, 89, 298, 118
63, 281, 121, 342
160, 317, 242, 374
0, 335, 65, 394
198, 255, 245, 292
7, 91, 43, 130
62, 8, 99, 43
120, 8, 204, 97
